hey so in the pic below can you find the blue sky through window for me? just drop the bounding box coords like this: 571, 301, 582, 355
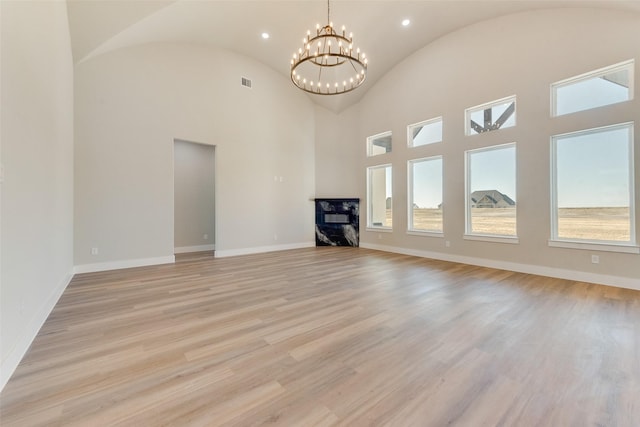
556, 126, 630, 208
469, 145, 516, 203
412, 158, 443, 209
555, 74, 629, 116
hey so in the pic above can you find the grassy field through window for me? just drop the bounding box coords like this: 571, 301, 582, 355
470, 208, 517, 236
558, 207, 630, 241
411, 208, 443, 232
406, 207, 630, 241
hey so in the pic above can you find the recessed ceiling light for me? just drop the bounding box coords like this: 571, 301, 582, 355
261, 32, 270, 40
401, 19, 410, 27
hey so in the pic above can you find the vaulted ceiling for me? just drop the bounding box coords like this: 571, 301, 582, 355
66, 0, 640, 112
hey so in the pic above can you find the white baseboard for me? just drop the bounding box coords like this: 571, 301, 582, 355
360, 242, 640, 291
74, 255, 175, 274
174, 244, 215, 254
215, 241, 315, 258
0, 268, 74, 392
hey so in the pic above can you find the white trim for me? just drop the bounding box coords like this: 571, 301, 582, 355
407, 230, 444, 238
74, 255, 175, 274
550, 122, 636, 246
465, 143, 517, 237
366, 164, 393, 229
215, 242, 314, 258
0, 268, 74, 392
366, 227, 393, 233
464, 234, 519, 244
360, 242, 640, 291
174, 244, 215, 254
408, 156, 444, 234
549, 240, 639, 254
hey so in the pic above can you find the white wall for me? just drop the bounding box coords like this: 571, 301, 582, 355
0, 0, 75, 389
314, 105, 361, 198
174, 140, 215, 252
319, 8, 640, 287
74, 43, 316, 268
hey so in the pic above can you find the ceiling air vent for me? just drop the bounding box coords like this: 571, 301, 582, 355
241, 77, 252, 88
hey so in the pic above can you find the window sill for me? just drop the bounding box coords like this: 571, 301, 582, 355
464, 234, 519, 244
548, 240, 640, 254
366, 227, 393, 233
407, 230, 444, 238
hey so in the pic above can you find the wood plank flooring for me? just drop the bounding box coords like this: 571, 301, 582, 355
1, 247, 639, 426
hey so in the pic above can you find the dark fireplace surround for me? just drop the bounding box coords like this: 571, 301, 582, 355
314, 198, 359, 247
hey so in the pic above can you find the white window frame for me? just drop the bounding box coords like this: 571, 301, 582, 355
367, 131, 392, 157
366, 164, 393, 231
407, 117, 443, 148
551, 59, 634, 117
464, 142, 518, 244
465, 95, 516, 136
407, 156, 444, 236
549, 122, 638, 253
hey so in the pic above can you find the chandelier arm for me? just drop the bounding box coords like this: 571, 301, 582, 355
348, 57, 359, 73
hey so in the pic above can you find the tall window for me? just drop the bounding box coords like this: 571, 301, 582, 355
552, 60, 634, 117
465, 143, 517, 239
551, 123, 635, 247
367, 131, 392, 156
367, 165, 392, 229
465, 96, 516, 135
408, 117, 443, 147
408, 157, 443, 233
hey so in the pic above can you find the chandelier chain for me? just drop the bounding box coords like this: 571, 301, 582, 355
327, 0, 330, 25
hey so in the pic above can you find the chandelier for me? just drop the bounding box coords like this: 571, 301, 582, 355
290, 0, 368, 95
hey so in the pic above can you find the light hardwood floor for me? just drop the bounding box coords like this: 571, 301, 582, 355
1, 247, 639, 426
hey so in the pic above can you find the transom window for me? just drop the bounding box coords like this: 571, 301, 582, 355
551, 123, 636, 249
408, 117, 443, 147
552, 60, 634, 117
367, 131, 392, 156
465, 96, 516, 136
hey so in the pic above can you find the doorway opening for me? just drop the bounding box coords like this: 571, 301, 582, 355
173, 139, 215, 256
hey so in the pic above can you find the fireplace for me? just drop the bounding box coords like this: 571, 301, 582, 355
314, 198, 359, 247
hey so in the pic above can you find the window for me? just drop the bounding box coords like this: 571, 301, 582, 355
552, 60, 634, 117
408, 156, 443, 233
367, 131, 392, 156
367, 165, 392, 229
408, 117, 443, 147
465, 143, 517, 240
465, 96, 516, 135
551, 123, 636, 250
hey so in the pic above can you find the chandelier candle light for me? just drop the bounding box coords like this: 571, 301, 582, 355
290, 0, 368, 95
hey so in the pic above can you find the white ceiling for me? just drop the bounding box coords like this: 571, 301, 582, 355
66, 0, 640, 112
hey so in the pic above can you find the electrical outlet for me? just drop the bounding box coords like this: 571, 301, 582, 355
378, 234, 382, 240
591, 255, 599, 264
91, 247, 99, 255
203, 234, 208, 240
274, 233, 278, 241
445, 240, 451, 247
